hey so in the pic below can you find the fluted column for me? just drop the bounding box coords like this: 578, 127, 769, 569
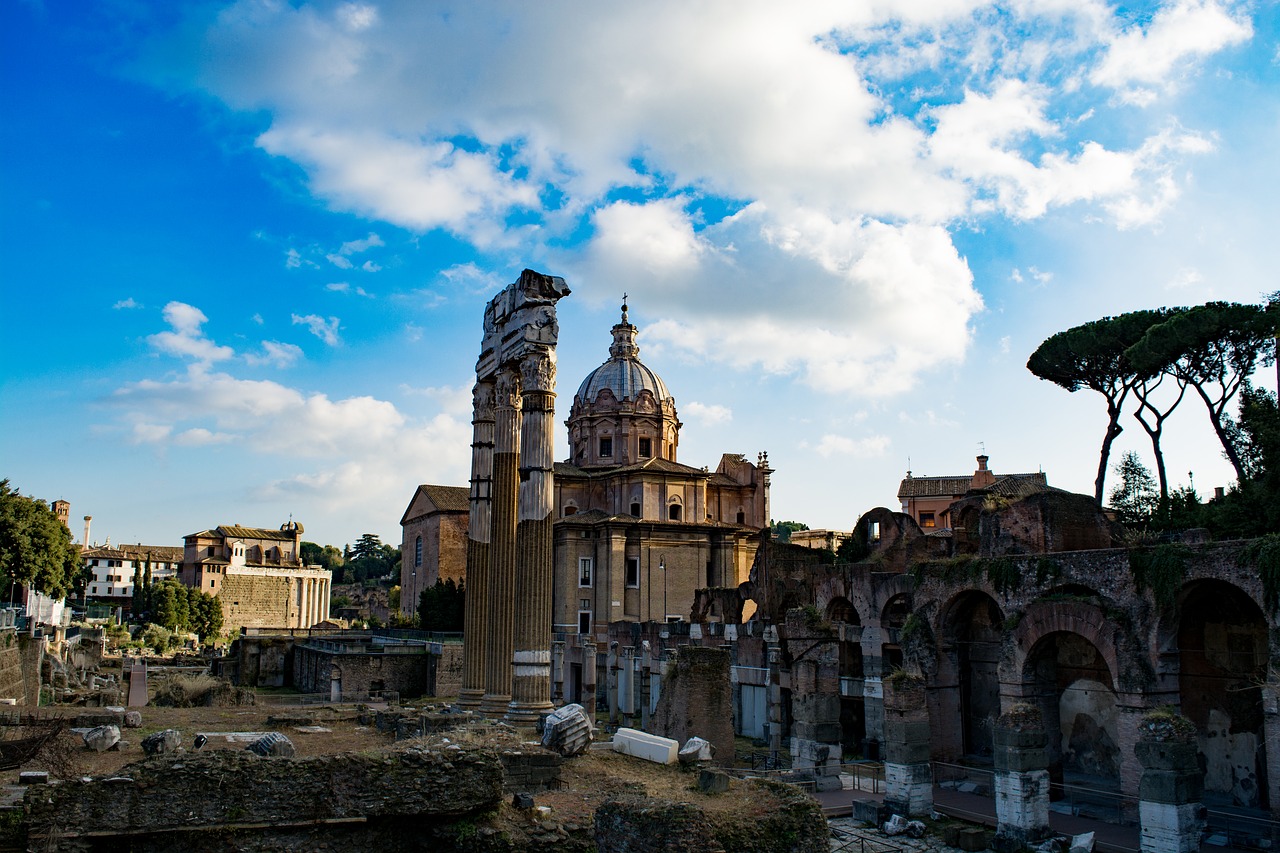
458, 381, 495, 710
508, 352, 557, 723
481, 369, 521, 715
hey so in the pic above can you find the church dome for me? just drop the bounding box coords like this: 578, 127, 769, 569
574, 301, 670, 404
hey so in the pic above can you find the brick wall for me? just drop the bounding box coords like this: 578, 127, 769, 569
651, 645, 734, 767
0, 632, 42, 705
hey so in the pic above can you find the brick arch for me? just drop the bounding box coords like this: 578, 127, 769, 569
1011, 600, 1119, 691
876, 574, 915, 623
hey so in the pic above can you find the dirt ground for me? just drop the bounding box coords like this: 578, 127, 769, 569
10, 702, 394, 783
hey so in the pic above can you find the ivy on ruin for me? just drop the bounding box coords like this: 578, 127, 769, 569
1241, 533, 1280, 613
1128, 543, 1189, 609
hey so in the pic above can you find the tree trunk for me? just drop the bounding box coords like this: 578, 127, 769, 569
1191, 382, 1248, 483
1095, 397, 1125, 505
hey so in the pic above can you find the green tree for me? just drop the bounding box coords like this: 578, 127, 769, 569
151, 579, 190, 632
0, 480, 80, 599
770, 520, 809, 543
418, 579, 465, 632
1109, 452, 1159, 527
188, 589, 224, 642
1028, 311, 1165, 504
351, 534, 383, 561
1128, 301, 1275, 483
301, 541, 345, 573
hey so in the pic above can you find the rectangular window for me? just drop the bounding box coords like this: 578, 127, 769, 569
638, 437, 652, 458
599, 436, 612, 457
919, 512, 936, 529
626, 557, 640, 588
579, 557, 593, 587
578, 610, 591, 634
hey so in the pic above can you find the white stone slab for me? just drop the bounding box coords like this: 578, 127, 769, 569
612, 727, 678, 765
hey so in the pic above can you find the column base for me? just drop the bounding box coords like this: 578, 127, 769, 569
480, 693, 512, 717
506, 700, 554, 726
456, 688, 484, 711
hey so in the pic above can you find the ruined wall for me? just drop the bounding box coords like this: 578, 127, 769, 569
292, 645, 431, 699
0, 631, 42, 705
227, 636, 295, 688
651, 645, 735, 766
435, 642, 464, 697
220, 573, 296, 629
25, 744, 503, 852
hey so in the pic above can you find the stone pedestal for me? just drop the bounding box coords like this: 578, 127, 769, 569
993, 705, 1051, 846
883, 675, 933, 816
1136, 718, 1204, 853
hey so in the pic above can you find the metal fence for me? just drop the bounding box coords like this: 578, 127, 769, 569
1203, 807, 1280, 852
932, 760, 994, 797
250, 691, 333, 706
830, 825, 904, 853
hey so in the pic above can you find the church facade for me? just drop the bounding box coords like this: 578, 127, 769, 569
550, 302, 771, 635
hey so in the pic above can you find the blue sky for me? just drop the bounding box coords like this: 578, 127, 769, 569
3, 0, 1278, 550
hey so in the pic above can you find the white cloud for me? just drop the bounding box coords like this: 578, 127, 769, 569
113, 298, 139, 310
162, 1, 1248, 397
291, 313, 342, 346
245, 340, 304, 368
815, 434, 891, 458
340, 232, 384, 255
684, 402, 732, 425
1091, 0, 1251, 98
147, 302, 235, 365
173, 427, 235, 446
1167, 267, 1204, 290
326, 282, 350, 292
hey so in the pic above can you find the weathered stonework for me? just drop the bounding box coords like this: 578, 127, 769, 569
650, 645, 734, 767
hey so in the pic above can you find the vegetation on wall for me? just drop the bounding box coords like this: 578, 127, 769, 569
910, 555, 1024, 596
1129, 543, 1189, 609
1241, 533, 1280, 613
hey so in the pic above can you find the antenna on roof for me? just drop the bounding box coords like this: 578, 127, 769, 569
978, 440, 986, 454
906, 456, 912, 477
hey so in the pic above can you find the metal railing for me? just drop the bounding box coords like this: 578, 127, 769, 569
842, 761, 885, 795
932, 760, 994, 797
251, 691, 333, 706
1203, 807, 1280, 852
1048, 780, 1136, 826
830, 825, 904, 853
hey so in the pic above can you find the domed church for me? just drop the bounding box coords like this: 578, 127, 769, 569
552, 300, 772, 636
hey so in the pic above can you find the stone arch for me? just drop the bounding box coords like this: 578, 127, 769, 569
1010, 601, 1120, 693
932, 590, 1005, 759
1019, 628, 1119, 789
1167, 578, 1269, 808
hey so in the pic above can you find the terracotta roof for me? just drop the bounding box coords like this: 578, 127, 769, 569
897, 476, 973, 499
82, 544, 183, 561
982, 473, 1054, 499
897, 472, 1047, 499
214, 525, 298, 541
419, 484, 470, 512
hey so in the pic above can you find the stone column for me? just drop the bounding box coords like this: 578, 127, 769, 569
640, 642, 653, 729
458, 382, 495, 710
582, 638, 598, 716
550, 637, 565, 701
993, 704, 1051, 847
481, 369, 520, 716
766, 642, 784, 766
621, 645, 636, 720
786, 612, 842, 791
508, 354, 556, 723
1137, 713, 1204, 853
607, 641, 621, 725
883, 673, 933, 816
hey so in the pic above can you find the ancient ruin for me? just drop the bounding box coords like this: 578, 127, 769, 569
457, 269, 570, 722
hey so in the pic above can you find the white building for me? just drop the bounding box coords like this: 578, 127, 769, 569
82, 543, 182, 603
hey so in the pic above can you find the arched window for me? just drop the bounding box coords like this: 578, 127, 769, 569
668, 503, 682, 521
630, 501, 641, 517
415, 536, 423, 567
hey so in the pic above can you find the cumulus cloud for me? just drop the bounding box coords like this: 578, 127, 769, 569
147, 302, 235, 365
113, 298, 139, 309
292, 313, 342, 346
683, 402, 732, 425
1091, 0, 1251, 100
155, 1, 1244, 397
